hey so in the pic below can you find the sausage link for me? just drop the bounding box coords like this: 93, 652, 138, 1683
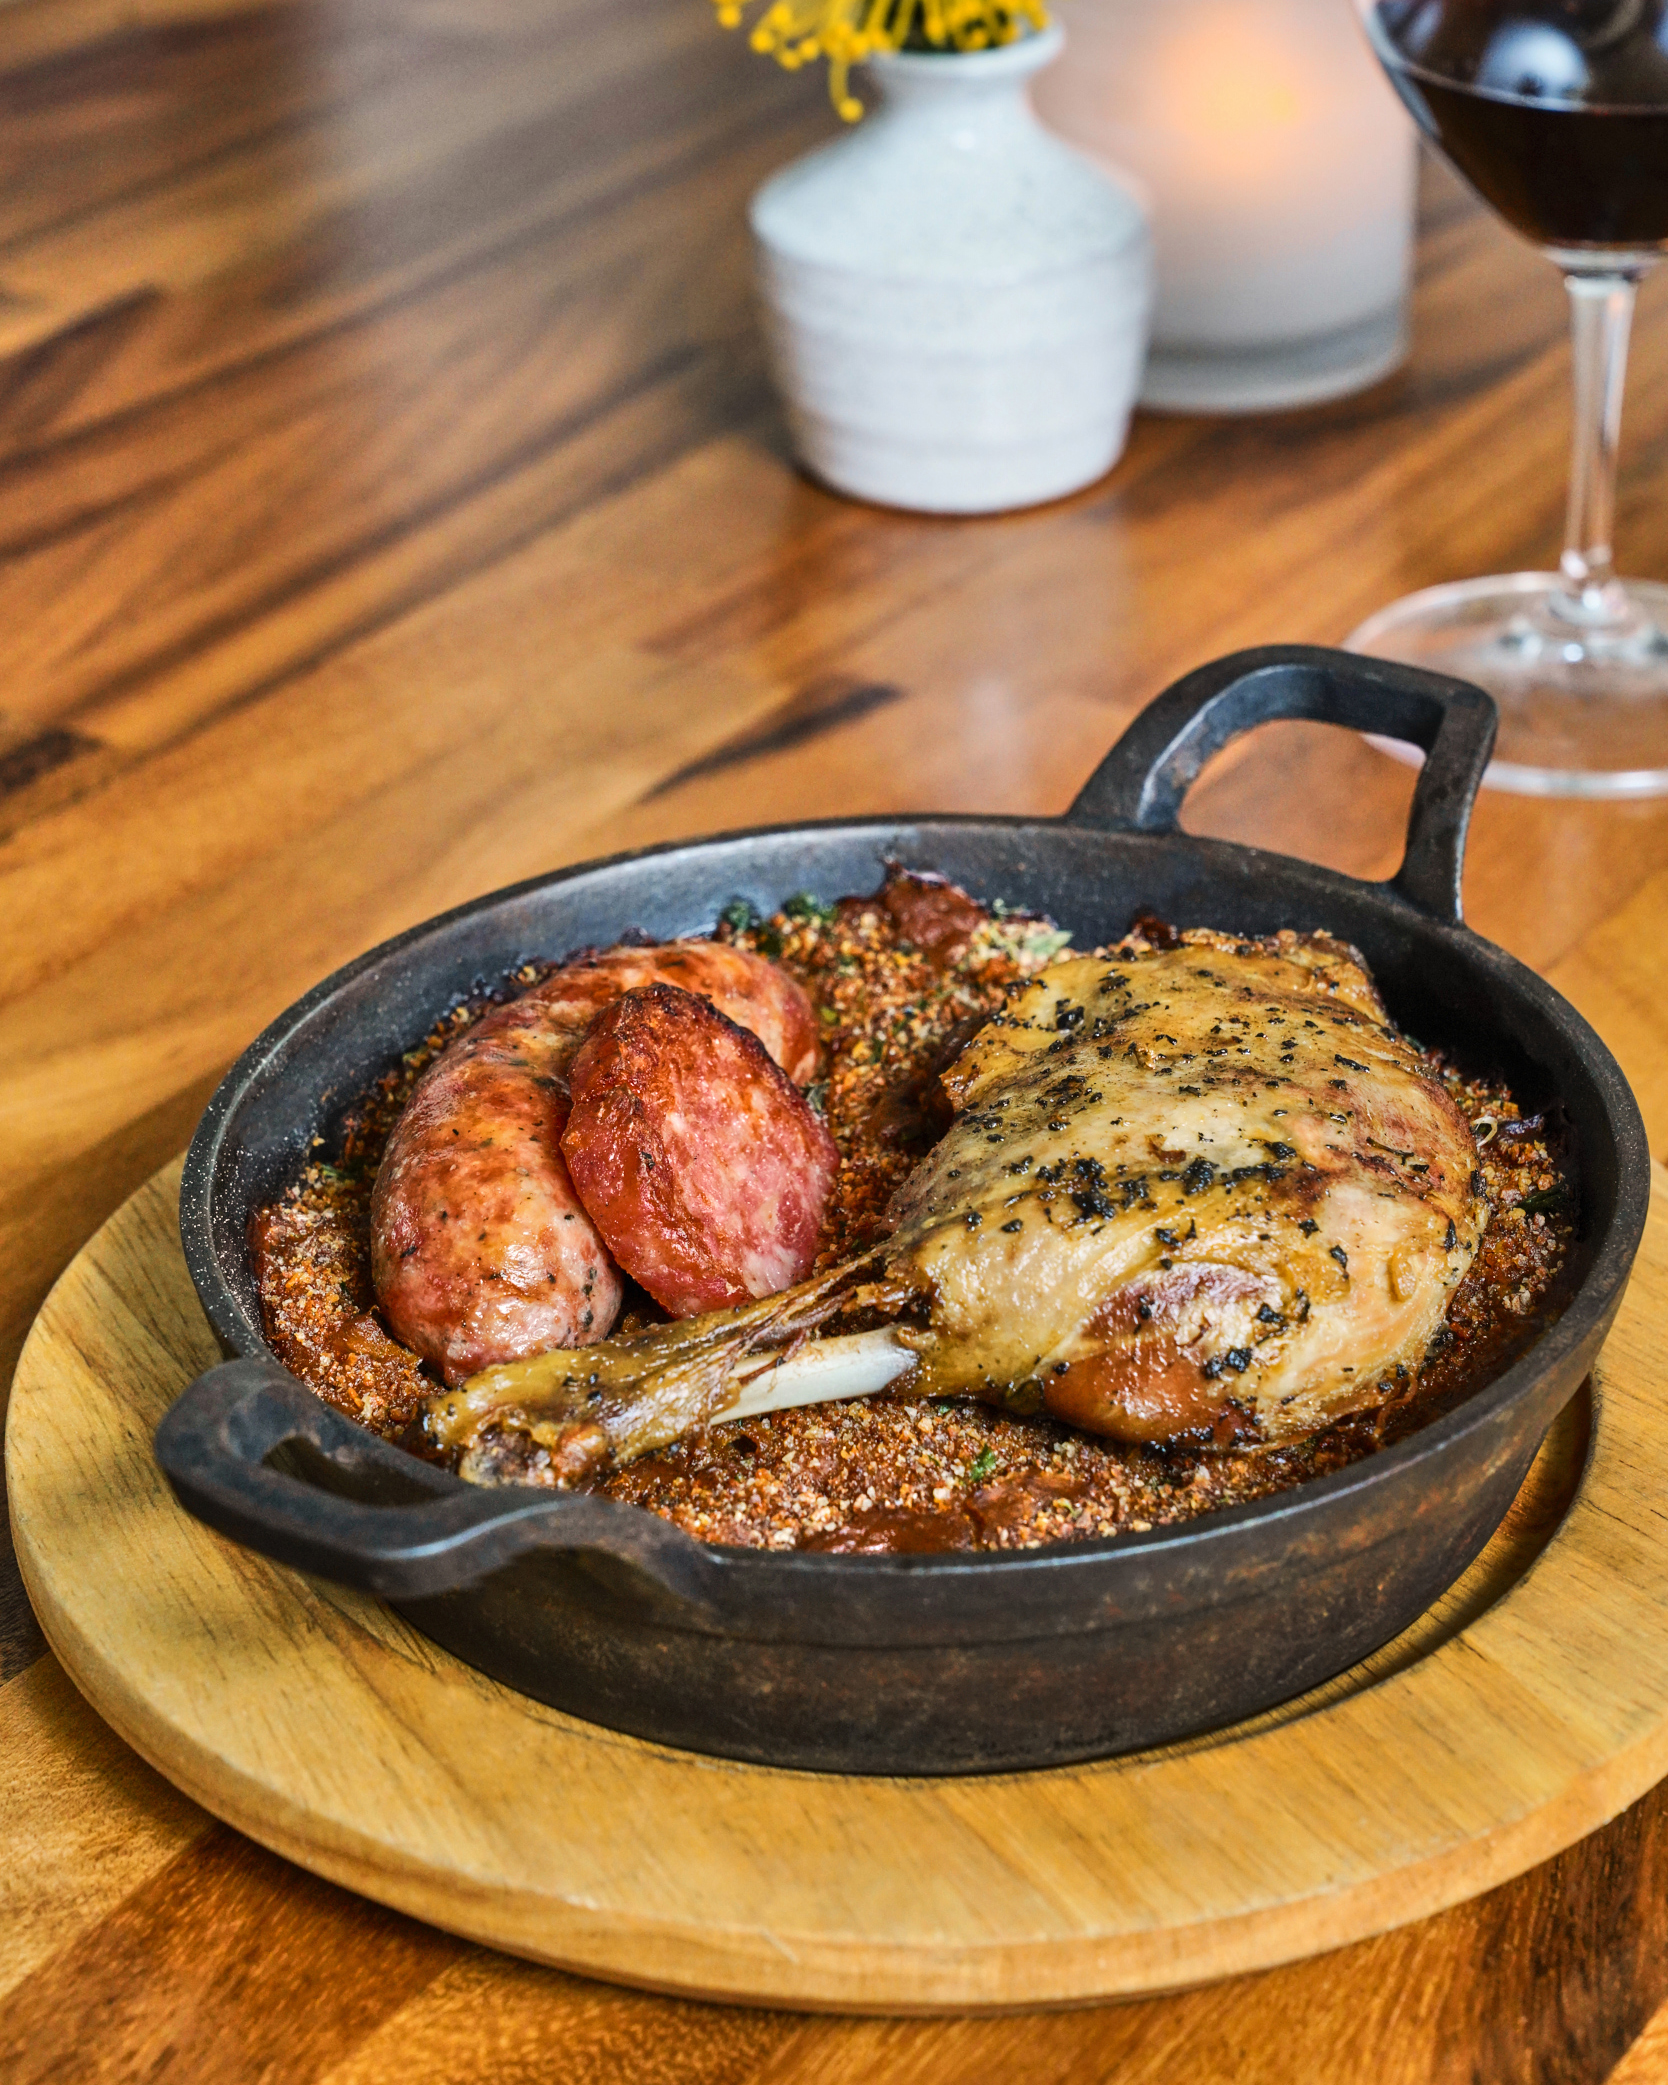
371, 1050, 624, 1387
371, 941, 819, 1380
487, 941, 820, 1090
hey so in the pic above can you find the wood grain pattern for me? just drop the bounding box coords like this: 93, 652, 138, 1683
6, 1159, 1667, 2014
2, 0, 1668, 2067
1612, 2001, 1668, 2085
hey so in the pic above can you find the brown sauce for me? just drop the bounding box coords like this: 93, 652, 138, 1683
251, 876, 1577, 1553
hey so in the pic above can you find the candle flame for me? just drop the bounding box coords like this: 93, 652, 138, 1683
1157, 6, 1313, 141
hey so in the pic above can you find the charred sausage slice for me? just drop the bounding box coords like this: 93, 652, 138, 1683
562, 983, 839, 1317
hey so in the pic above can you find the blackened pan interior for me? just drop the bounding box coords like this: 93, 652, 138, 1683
177, 818, 1648, 1771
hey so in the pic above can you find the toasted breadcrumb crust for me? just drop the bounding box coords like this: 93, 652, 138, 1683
251, 882, 1574, 1552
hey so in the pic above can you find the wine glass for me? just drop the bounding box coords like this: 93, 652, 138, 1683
1349, 0, 1668, 796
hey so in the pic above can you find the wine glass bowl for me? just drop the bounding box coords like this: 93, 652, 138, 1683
1348, 0, 1668, 795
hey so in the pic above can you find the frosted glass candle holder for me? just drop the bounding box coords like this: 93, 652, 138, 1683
1032, 0, 1417, 413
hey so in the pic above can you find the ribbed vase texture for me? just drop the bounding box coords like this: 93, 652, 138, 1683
751, 26, 1152, 515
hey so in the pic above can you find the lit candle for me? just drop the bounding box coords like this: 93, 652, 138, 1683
1032, 0, 1415, 411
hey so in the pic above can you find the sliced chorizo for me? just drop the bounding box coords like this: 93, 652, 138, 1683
562, 983, 839, 1317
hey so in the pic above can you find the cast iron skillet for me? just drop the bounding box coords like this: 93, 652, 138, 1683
156, 646, 1649, 1775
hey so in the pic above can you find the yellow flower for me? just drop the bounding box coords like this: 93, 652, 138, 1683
713, 0, 1049, 120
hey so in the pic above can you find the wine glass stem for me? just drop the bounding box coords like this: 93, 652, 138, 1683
1555, 271, 1640, 629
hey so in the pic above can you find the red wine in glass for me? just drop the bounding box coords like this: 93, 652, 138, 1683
1350, 0, 1668, 795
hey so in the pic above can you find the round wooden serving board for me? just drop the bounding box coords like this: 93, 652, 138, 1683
10, 1160, 1668, 2014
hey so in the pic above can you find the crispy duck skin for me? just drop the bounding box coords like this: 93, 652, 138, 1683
889, 929, 1484, 1441
425, 929, 1486, 1480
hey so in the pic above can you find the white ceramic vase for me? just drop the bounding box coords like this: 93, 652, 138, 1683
750, 26, 1152, 515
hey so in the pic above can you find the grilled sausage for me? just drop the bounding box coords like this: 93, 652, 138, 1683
502, 942, 820, 1090
372, 942, 820, 1382
562, 983, 839, 1317
372, 1055, 623, 1387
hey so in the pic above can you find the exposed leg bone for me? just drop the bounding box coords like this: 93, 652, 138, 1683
424, 1253, 919, 1483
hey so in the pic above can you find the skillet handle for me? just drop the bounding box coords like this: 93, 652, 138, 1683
1064, 644, 1497, 926
154, 1356, 722, 1608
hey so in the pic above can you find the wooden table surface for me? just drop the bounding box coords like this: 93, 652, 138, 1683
8, 0, 1668, 2076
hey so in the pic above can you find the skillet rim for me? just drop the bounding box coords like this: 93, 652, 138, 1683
176, 807, 1651, 1586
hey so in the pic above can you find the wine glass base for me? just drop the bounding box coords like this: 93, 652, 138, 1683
1346, 572, 1668, 797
